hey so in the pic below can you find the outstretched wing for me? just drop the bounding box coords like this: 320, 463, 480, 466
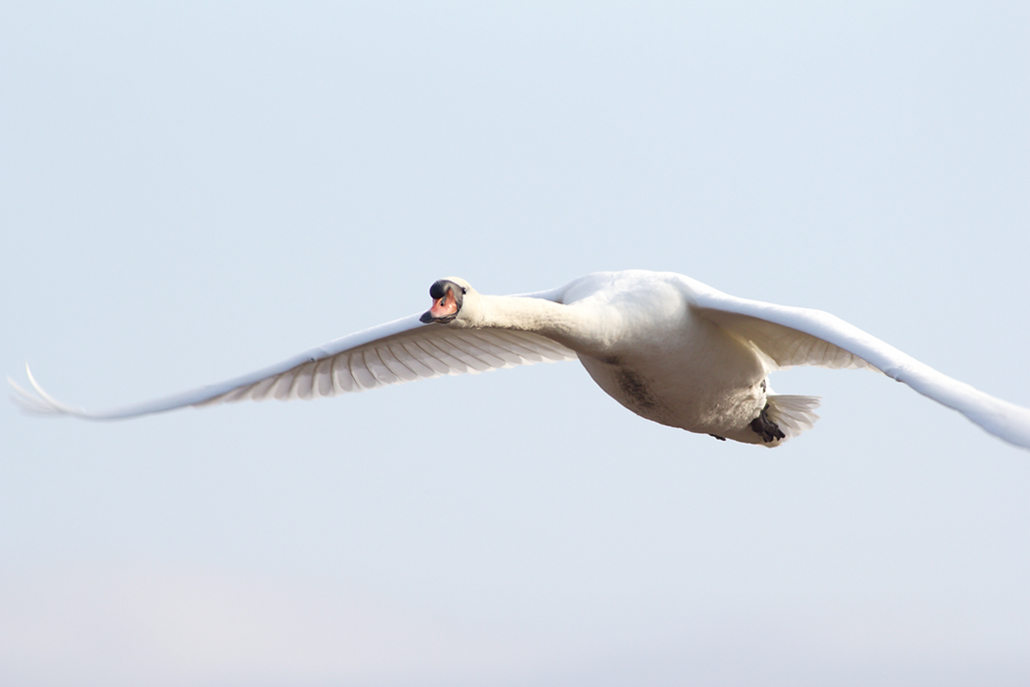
678, 275, 1030, 449
9, 312, 576, 421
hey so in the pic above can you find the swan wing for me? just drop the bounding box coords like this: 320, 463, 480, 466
680, 275, 1030, 449
9, 310, 576, 421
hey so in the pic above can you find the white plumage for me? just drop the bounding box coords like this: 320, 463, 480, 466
10, 270, 1030, 449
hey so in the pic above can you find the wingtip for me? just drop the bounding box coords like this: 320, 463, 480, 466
8, 374, 53, 415
8, 364, 84, 418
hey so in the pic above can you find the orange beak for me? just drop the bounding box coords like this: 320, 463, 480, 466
429, 289, 458, 320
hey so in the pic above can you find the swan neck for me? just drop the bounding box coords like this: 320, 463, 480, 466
475, 295, 586, 345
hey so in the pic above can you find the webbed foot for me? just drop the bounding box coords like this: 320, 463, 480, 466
749, 403, 786, 443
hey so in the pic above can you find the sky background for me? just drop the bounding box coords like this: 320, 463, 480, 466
2, 2, 1028, 686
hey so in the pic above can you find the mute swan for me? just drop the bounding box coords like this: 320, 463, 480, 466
10, 270, 1030, 449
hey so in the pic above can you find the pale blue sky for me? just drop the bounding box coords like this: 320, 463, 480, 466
2, 3, 1028, 686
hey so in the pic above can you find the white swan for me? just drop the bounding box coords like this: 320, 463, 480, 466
9, 270, 1030, 449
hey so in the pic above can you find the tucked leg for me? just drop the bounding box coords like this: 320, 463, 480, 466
749, 403, 786, 443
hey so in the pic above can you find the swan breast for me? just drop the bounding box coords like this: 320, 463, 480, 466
566, 277, 769, 433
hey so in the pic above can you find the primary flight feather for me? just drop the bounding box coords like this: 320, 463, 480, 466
10, 270, 1030, 449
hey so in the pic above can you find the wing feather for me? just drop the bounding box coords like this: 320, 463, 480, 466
679, 275, 1030, 449
336, 358, 358, 394
10, 312, 577, 420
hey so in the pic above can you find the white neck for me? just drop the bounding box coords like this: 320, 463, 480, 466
465, 294, 602, 353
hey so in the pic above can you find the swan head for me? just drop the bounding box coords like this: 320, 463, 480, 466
420, 277, 473, 324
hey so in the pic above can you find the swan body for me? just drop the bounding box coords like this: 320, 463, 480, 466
10, 270, 1030, 449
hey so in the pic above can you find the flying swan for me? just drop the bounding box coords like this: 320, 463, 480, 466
9, 270, 1030, 449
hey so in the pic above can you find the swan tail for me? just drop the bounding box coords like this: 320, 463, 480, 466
764, 394, 821, 446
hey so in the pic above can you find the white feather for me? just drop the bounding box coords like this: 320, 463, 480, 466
10, 271, 1029, 450
10, 312, 576, 420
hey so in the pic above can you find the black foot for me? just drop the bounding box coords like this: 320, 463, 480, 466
709, 434, 727, 441
749, 403, 786, 443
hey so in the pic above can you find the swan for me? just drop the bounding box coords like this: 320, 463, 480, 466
9, 270, 1030, 449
